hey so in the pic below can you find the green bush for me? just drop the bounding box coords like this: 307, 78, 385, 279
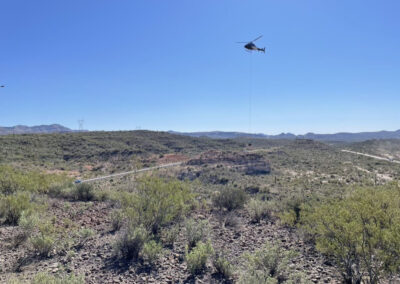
111, 209, 124, 232
185, 218, 209, 250
113, 224, 148, 261
213, 253, 233, 280
30, 221, 56, 257
185, 241, 214, 275
222, 211, 239, 228
0, 191, 33, 225
160, 224, 180, 247
246, 199, 272, 223
121, 177, 194, 234
16, 211, 39, 243
47, 182, 74, 198
277, 191, 313, 227
238, 242, 303, 284
213, 187, 247, 211
301, 183, 400, 284
279, 210, 297, 227
0, 165, 69, 195
31, 272, 85, 284
76, 228, 94, 246
72, 183, 95, 201
142, 240, 163, 264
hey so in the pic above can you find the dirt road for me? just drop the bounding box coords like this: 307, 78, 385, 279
341, 149, 400, 164
79, 162, 184, 183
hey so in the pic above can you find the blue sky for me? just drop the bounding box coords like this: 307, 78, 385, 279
1, 0, 399, 134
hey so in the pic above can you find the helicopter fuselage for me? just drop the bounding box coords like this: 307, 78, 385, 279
244, 42, 265, 53
244, 42, 257, 50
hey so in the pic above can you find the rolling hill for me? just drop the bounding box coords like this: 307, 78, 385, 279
170, 129, 400, 142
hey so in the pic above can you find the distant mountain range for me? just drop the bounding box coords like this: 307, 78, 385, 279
0, 124, 74, 135
169, 130, 400, 142
2, 125, 399, 142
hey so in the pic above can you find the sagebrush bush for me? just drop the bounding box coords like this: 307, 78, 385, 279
213, 253, 233, 280
120, 177, 194, 234
279, 210, 297, 227
185, 241, 214, 275
185, 218, 209, 250
111, 209, 124, 232
213, 187, 247, 211
246, 199, 273, 223
0, 165, 69, 195
142, 240, 163, 265
72, 183, 95, 201
47, 182, 74, 198
277, 191, 312, 226
31, 272, 85, 284
218, 211, 239, 228
76, 228, 94, 245
113, 224, 148, 261
238, 242, 302, 284
160, 224, 180, 247
17, 211, 39, 243
0, 191, 33, 225
30, 221, 56, 257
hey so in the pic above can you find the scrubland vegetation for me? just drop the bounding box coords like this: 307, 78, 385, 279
1, 131, 400, 283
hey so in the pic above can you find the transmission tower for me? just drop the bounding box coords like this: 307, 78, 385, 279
78, 119, 84, 131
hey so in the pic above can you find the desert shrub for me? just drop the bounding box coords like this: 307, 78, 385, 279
111, 209, 125, 232
72, 183, 95, 201
279, 210, 297, 227
95, 189, 110, 201
0, 191, 33, 225
113, 224, 149, 261
213, 186, 247, 211
0, 166, 25, 195
121, 177, 194, 234
301, 183, 400, 284
223, 211, 239, 228
76, 228, 94, 246
5, 279, 21, 284
30, 221, 56, 257
0, 166, 69, 195
277, 191, 313, 227
185, 218, 209, 250
238, 242, 303, 284
246, 199, 272, 223
47, 182, 75, 198
213, 253, 233, 280
185, 241, 214, 275
16, 211, 39, 243
160, 224, 180, 247
142, 240, 163, 264
31, 272, 85, 284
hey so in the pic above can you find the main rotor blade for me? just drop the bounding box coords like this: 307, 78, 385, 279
236, 41, 248, 43
252, 35, 263, 42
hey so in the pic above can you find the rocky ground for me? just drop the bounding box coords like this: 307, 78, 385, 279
0, 198, 340, 283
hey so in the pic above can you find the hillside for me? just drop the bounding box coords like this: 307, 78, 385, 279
1, 131, 400, 283
0, 124, 73, 135
172, 129, 400, 142
0, 130, 242, 176
347, 139, 400, 160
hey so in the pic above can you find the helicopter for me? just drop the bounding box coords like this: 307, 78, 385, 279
237, 35, 265, 53
0, 85, 4, 88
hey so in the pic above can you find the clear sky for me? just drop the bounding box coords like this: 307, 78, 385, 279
1, 0, 399, 134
